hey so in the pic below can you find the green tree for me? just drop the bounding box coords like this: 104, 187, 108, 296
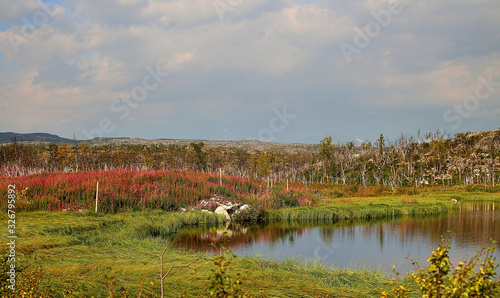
319, 136, 336, 178
190, 142, 207, 171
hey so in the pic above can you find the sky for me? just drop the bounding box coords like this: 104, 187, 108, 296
0, 0, 499, 144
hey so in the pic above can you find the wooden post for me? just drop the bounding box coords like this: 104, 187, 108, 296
485, 173, 487, 191
95, 182, 99, 213
219, 168, 222, 186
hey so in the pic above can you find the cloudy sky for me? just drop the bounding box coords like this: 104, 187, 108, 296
0, 0, 499, 144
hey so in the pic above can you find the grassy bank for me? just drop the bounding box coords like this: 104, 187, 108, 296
2, 187, 499, 296
265, 203, 449, 222
264, 190, 500, 222
2, 210, 398, 297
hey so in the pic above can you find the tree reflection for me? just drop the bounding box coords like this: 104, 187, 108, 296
174, 203, 500, 259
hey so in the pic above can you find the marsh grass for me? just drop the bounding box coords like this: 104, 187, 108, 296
2, 191, 499, 297
265, 203, 449, 223
245, 256, 390, 297
1, 210, 398, 297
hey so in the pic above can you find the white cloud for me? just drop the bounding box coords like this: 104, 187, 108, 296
0, 1, 41, 22
0, 0, 499, 140
165, 52, 194, 72
140, 0, 215, 27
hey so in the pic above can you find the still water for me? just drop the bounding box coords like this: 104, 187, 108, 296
174, 203, 500, 273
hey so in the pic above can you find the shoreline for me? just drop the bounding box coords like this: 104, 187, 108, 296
4, 193, 498, 296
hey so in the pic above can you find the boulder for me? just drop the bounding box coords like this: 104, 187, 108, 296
215, 206, 232, 221
234, 204, 252, 215
239, 204, 251, 211
218, 204, 232, 210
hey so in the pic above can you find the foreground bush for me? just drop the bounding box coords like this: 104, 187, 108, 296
382, 235, 500, 297
205, 231, 246, 298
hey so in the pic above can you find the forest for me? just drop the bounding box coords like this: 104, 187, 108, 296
1, 129, 499, 189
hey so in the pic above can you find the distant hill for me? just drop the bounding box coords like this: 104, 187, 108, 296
2, 130, 497, 154
0, 132, 75, 145
88, 137, 318, 153
0, 132, 317, 153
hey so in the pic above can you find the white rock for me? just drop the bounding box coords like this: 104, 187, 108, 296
201, 209, 212, 213
215, 206, 232, 220
240, 204, 251, 211
218, 204, 232, 211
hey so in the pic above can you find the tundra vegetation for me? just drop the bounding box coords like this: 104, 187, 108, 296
0, 129, 499, 297
1, 129, 499, 189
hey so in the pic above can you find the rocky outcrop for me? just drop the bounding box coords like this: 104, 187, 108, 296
195, 197, 255, 221
214, 206, 232, 220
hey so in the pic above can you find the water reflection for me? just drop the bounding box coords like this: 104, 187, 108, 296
174, 203, 500, 273
174, 221, 316, 252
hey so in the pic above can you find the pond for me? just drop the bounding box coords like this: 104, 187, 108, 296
173, 202, 500, 273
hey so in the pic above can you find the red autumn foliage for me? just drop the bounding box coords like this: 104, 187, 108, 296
0, 169, 316, 213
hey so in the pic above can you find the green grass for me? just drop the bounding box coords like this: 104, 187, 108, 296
2, 210, 396, 297
265, 203, 449, 222
264, 190, 500, 222
2, 190, 499, 297
4, 211, 225, 296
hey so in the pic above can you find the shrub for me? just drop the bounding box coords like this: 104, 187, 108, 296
400, 196, 418, 204
0, 254, 56, 298
382, 235, 500, 297
231, 208, 258, 222
273, 190, 299, 208
206, 230, 246, 298
395, 188, 419, 196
